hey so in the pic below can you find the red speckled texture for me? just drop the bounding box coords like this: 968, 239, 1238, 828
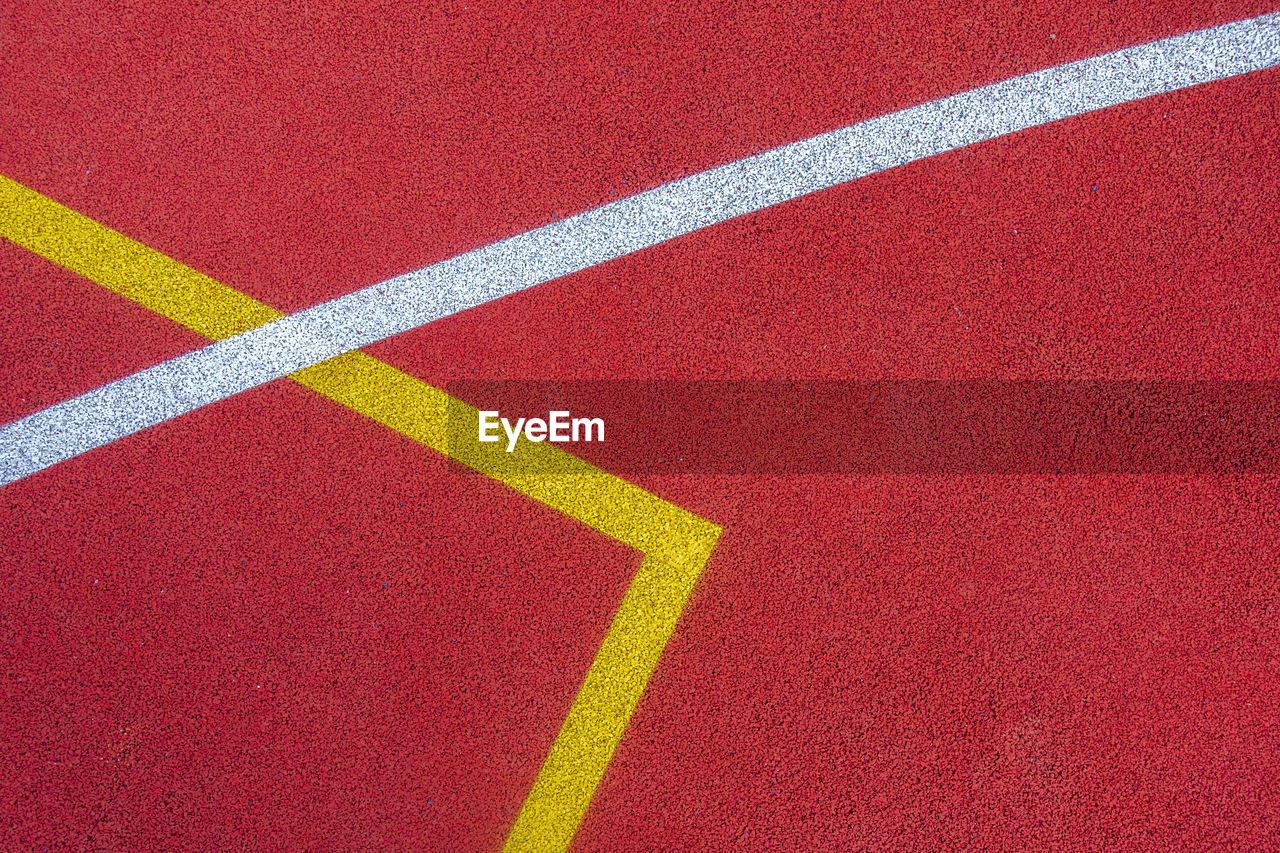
1, 382, 639, 850
2, 0, 1278, 849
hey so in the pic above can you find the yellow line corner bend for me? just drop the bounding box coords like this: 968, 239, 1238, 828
0, 174, 721, 852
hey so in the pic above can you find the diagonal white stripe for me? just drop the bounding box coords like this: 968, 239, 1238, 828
3, 12, 1279, 486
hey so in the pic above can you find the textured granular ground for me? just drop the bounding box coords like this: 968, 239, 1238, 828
1, 1, 1278, 849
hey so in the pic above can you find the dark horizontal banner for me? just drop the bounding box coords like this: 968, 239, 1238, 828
443, 381, 1280, 474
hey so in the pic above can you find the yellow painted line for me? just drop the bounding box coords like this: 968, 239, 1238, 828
0, 176, 283, 339
1, 174, 720, 851
502, 547, 712, 852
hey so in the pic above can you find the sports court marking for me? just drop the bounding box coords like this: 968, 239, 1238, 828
3, 10, 1280, 849
2, 11, 1278, 485
0, 177, 720, 851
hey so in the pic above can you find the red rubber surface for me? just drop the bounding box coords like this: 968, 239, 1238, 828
2, 1, 1278, 849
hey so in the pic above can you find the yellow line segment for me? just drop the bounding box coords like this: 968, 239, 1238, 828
0, 177, 282, 338
0, 174, 720, 851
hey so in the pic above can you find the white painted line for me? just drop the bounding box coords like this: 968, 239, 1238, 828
2, 12, 1278, 485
